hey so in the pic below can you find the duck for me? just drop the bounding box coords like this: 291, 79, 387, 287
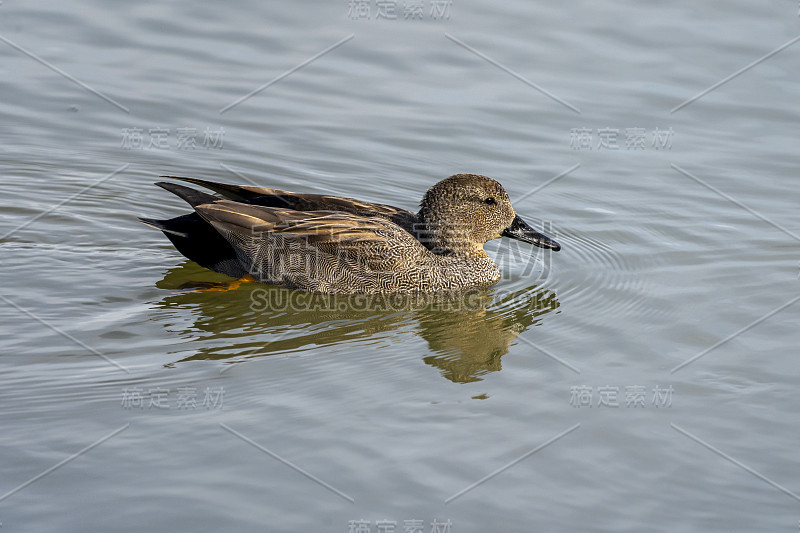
140, 174, 560, 294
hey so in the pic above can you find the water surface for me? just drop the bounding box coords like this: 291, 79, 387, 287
1, 1, 799, 531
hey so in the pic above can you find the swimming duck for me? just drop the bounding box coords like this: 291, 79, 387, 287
140, 174, 560, 294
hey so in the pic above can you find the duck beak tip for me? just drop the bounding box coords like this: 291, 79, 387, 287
501, 215, 561, 251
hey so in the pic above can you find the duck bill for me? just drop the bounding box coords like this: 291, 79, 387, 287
502, 215, 561, 251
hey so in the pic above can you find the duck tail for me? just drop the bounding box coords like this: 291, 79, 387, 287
154, 181, 219, 208
159, 176, 263, 202
138, 212, 245, 278
138, 216, 189, 237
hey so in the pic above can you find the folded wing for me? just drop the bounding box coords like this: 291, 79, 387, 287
164, 175, 418, 232
194, 200, 427, 274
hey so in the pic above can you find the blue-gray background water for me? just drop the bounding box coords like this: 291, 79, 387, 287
1, 1, 799, 531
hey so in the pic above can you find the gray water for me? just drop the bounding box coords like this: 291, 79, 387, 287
1, 1, 799, 531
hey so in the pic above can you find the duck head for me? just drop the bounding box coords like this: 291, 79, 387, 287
417, 173, 561, 257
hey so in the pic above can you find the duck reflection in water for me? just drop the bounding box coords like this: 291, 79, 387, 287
151, 262, 560, 383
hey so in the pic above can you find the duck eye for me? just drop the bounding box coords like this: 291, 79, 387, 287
484, 197, 496, 205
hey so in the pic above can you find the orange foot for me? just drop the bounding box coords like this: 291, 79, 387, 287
180, 274, 256, 293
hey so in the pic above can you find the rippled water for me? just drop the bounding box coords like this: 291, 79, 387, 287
2, 0, 799, 531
